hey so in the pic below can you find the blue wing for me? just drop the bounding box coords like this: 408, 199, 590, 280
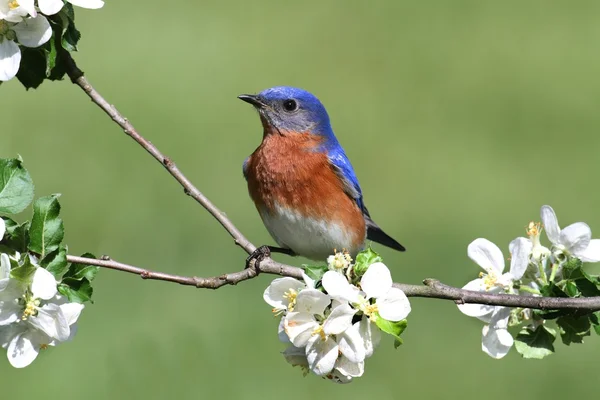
327, 146, 365, 212
328, 145, 406, 252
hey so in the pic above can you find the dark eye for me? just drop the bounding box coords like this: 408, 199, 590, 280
282, 99, 298, 112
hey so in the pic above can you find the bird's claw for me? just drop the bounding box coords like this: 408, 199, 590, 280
246, 245, 271, 269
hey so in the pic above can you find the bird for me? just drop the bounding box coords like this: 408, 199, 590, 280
239, 86, 405, 263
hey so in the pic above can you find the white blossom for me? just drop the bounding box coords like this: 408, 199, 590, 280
541, 205, 600, 262
457, 237, 531, 320
0, 15, 51, 81
37, 0, 104, 15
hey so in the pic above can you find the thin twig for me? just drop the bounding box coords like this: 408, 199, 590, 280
61, 51, 600, 312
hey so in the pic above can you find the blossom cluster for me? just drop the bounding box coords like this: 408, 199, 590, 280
0, 218, 84, 368
264, 249, 411, 383
458, 205, 600, 359
0, 0, 103, 81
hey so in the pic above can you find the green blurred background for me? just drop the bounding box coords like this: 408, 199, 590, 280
2, 0, 600, 398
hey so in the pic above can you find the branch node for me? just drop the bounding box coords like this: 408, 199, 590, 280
163, 157, 173, 167
140, 271, 151, 279
100, 254, 111, 261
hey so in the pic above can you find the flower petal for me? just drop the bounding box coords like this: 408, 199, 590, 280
322, 303, 355, 335
541, 205, 560, 244
58, 302, 84, 326
360, 262, 393, 299
37, 0, 64, 15
468, 238, 505, 274
560, 222, 591, 255
335, 355, 364, 378
68, 0, 105, 9
481, 326, 513, 359
7, 332, 39, 368
579, 239, 600, 263
457, 279, 495, 317
31, 267, 57, 300
282, 345, 308, 368
278, 317, 291, 343
337, 322, 365, 363
294, 289, 330, 316
376, 288, 411, 321
283, 312, 318, 348
13, 15, 52, 47
306, 335, 338, 376
508, 237, 532, 280
0, 217, 5, 240
322, 271, 359, 303
263, 277, 305, 310
0, 253, 11, 282
358, 316, 381, 358
28, 303, 69, 341
0, 39, 21, 81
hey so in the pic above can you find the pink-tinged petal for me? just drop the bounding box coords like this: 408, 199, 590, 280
278, 317, 291, 343
0, 39, 21, 81
508, 237, 532, 280
323, 303, 355, 335
468, 238, 505, 274
306, 335, 338, 376
481, 326, 513, 359
13, 15, 52, 47
579, 239, 600, 263
360, 262, 393, 299
560, 222, 591, 255
68, 0, 105, 9
283, 312, 318, 348
376, 288, 411, 321
540, 205, 560, 244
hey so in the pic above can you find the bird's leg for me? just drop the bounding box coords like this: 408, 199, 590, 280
245, 245, 296, 269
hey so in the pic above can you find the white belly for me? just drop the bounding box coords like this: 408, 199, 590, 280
259, 203, 365, 260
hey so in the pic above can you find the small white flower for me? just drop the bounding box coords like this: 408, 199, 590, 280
263, 277, 307, 315
37, 0, 104, 15
541, 205, 600, 262
525, 221, 550, 262
0, 0, 36, 23
0, 15, 51, 81
322, 262, 411, 322
458, 238, 531, 320
327, 251, 352, 272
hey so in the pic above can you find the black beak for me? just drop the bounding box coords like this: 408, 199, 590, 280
238, 94, 265, 108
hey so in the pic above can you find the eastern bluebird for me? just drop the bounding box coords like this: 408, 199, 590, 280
239, 86, 404, 262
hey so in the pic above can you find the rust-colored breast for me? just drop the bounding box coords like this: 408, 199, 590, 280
245, 133, 366, 243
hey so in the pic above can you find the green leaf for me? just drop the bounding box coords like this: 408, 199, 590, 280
16, 47, 48, 89
354, 247, 383, 277
514, 325, 556, 359
590, 312, 600, 335
64, 253, 99, 282
28, 194, 64, 258
1, 217, 30, 253
0, 158, 35, 214
374, 314, 407, 348
557, 315, 591, 345
42, 245, 68, 279
564, 281, 580, 297
58, 278, 93, 303
302, 264, 328, 283
10, 255, 37, 284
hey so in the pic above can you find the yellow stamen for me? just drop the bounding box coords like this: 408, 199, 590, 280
312, 325, 327, 341
8, 0, 19, 10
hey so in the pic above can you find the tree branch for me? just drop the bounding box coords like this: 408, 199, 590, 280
61, 51, 600, 312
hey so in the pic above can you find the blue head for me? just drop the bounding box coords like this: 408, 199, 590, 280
238, 86, 337, 142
